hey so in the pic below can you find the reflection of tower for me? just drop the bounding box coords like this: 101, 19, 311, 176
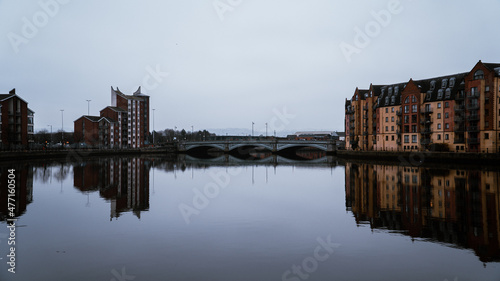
0, 164, 33, 221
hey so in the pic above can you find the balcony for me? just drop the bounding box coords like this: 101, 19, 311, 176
396, 120, 402, 125
467, 138, 479, 144
454, 126, 465, 133
421, 108, 433, 114
466, 104, 479, 110
454, 105, 464, 111
420, 139, 431, 145
421, 129, 433, 135
468, 91, 479, 98
396, 140, 401, 145
453, 138, 465, 144
396, 110, 402, 116
467, 115, 479, 121
396, 129, 401, 135
454, 116, 464, 122
455, 93, 465, 100
468, 126, 479, 132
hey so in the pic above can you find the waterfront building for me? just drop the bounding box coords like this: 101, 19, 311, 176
345, 61, 500, 153
0, 89, 34, 149
74, 87, 150, 148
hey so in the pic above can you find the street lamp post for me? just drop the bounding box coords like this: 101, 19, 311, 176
152, 109, 155, 146
252, 122, 254, 138
191, 125, 194, 140
265, 123, 268, 138
47, 125, 52, 144
86, 100, 91, 115
60, 109, 64, 143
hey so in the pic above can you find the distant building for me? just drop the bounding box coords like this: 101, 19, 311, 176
0, 89, 34, 149
74, 87, 150, 148
345, 60, 500, 153
288, 131, 337, 141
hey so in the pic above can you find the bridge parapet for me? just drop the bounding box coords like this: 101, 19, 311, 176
178, 140, 337, 153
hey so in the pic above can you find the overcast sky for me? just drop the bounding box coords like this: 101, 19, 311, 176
1, 0, 499, 135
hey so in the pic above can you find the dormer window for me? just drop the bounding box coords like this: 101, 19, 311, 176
385, 97, 389, 104
441, 79, 448, 88
364, 93, 368, 98
474, 70, 484, 80
381, 88, 385, 95
395, 86, 399, 95
388, 87, 393, 95
430, 80, 436, 91
391, 96, 395, 104
437, 89, 444, 99
445, 88, 451, 99
449, 77, 456, 87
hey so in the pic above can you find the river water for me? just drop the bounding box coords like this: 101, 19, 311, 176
0, 155, 499, 280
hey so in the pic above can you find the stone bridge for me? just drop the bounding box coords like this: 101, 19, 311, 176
177, 140, 337, 153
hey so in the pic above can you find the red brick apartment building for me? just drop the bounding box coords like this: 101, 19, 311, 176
74, 87, 150, 148
0, 89, 34, 149
345, 61, 500, 153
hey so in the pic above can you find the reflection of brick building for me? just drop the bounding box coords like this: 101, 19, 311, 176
73, 158, 150, 219
345, 61, 500, 153
0, 89, 34, 149
74, 87, 150, 148
0, 164, 33, 221
345, 162, 500, 262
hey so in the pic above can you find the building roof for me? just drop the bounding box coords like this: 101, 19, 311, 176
111, 86, 149, 101
103, 106, 127, 112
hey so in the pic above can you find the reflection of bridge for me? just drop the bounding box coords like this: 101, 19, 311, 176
183, 155, 337, 166
178, 140, 337, 153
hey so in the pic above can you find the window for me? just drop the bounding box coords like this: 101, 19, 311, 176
437, 124, 441, 129
449, 77, 456, 87
445, 112, 449, 119
485, 121, 489, 128
445, 123, 449, 129
445, 102, 449, 108
404, 125, 409, 133
404, 115, 409, 123
412, 96, 417, 103
412, 125, 417, 133
385, 108, 388, 113
404, 135, 409, 143
386, 117, 389, 122
437, 89, 444, 99
437, 113, 441, 119
391, 126, 394, 131
412, 135, 417, 143
485, 133, 489, 139
445, 134, 449, 140
441, 79, 448, 88
412, 105, 417, 112
404, 105, 409, 113
386, 126, 389, 131
474, 69, 484, 79
391, 107, 394, 112
386, 136, 389, 141
391, 116, 394, 122
437, 103, 441, 108
391, 135, 395, 141
405, 97, 410, 104
430, 80, 436, 91
445, 89, 451, 99
411, 115, 417, 123
437, 134, 441, 140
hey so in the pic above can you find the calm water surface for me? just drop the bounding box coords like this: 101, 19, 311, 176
0, 155, 499, 281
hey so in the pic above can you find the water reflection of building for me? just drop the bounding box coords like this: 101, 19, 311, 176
74, 158, 150, 220
0, 164, 33, 220
345, 162, 500, 262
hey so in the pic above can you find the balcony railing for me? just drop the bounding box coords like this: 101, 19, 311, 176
466, 104, 479, 110
454, 116, 464, 122
454, 105, 464, 111
421, 129, 432, 135
396, 120, 402, 125
453, 138, 465, 144
421, 108, 433, 114
467, 115, 479, 121
467, 138, 479, 144
468, 126, 479, 132
420, 139, 431, 145
396, 110, 402, 116
454, 126, 465, 133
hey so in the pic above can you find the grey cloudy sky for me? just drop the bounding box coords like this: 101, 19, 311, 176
1, 0, 499, 135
